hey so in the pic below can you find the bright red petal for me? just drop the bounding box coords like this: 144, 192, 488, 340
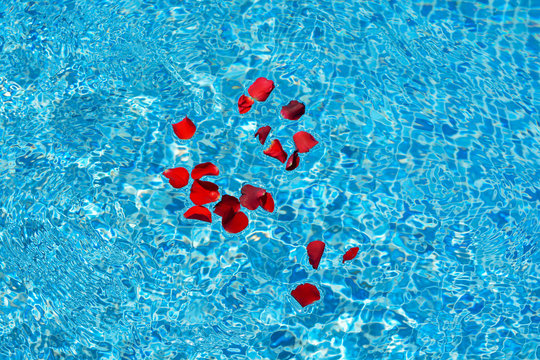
222, 211, 249, 233
172, 117, 196, 140
214, 195, 241, 218
162, 167, 189, 188
260, 192, 274, 212
291, 283, 320, 307
240, 184, 266, 210
306, 241, 325, 270
190, 180, 220, 205
281, 100, 306, 120
183, 206, 212, 223
342, 247, 359, 263
285, 150, 300, 171
254, 126, 271, 145
248, 77, 275, 102
238, 94, 254, 114
263, 139, 288, 163
293, 131, 318, 153
191, 162, 219, 180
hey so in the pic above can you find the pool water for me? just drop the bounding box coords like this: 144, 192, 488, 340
0, 0, 539, 359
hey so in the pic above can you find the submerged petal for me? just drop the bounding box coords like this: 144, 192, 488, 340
263, 139, 288, 163
254, 126, 271, 145
162, 167, 189, 189
342, 247, 359, 263
240, 184, 266, 210
191, 162, 219, 180
307, 241, 325, 270
285, 150, 300, 171
291, 283, 321, 308
281, 100, 306, 120
190, 180, 220, 205
238, 94, 254, 114
248, 77, 275, 102
184, 206, 212, 223
172, 116, 197, 140
293, 131, 318, 153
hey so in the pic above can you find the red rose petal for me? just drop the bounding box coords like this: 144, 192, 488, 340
191, 162, 219, 180
240, 184, 266, 210
254, 126, 271, 145
238, 94, 254, 114
248, 77, 275, 102
260, 192, 275, 213
183, 206, 212, 223
306, 241, 325, 270
285, 150, 300, 171
214, 195, 241, 218
162, 167, 189, 188
293, 131, 318, 153
342, 247, 359, 263
291, 283, 320, 308
190, 180, 220, 205
281, 100, 306, 120
172, 116, 197, 140
222, 211, 249, 233
263, 139, 288, 163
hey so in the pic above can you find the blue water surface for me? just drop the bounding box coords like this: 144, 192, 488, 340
0, 0, 539, 359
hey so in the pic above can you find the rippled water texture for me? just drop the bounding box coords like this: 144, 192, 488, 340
0, 0, 539, 359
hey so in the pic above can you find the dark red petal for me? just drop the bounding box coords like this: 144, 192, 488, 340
260, 192, 274, 213
248, 77, 275, 102
190, 180, 220, 205
285, 150, 300, 171
214, 195, 241, 218
263, 139, 288, 163
342, 247, 359, 263
191, 162, 219, 180
183, 206, 212, 223
222, 211, 249, 233
254, 126, 271, 145
306, 241, 325, 270
291, 283, 320, 308
293, 131, 318, 153
238, 94, 254, 114
172, 117, 197, 140
281, 100, 306, 120
240, 184, 266, 210
162, 167, 189, 188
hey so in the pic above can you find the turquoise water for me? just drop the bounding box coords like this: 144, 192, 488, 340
0, 0, 539, 359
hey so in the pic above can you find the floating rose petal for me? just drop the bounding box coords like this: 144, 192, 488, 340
172, 116, 196, 140
260, 192, 275, 213
238, 94, 254, 114
342, 247, 359, 263
222, 211, 249, 233
293, 131, 318, 153
191, 162, 219, 180
307, 241, 325, 270
162, 167, 189, 188
254, 126, 271, 145
183, 206, 212, 223
190, 180, 220, 205
281, 100, 306, 120
291, 283, 320, 308
263, 139, 288, 163
240, 184, 266, 210
248, 77, 275, 102
214, 195, 241, 218
285, 150, 300, 171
